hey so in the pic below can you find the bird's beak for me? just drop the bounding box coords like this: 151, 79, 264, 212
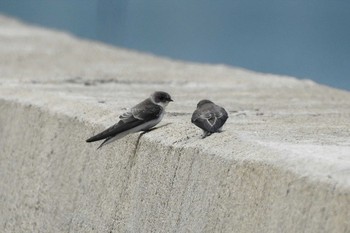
169, 99, 174, 102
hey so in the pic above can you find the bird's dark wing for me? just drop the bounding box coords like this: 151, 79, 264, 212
86, 100, 162, 143
191, 106, 228, 133
120, 99, 163, 122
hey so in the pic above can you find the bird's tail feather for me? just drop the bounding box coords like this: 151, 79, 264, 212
95, 130, 132, 149
97, 138, 110, 150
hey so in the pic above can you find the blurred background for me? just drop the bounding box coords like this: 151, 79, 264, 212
0, 0, 349, 90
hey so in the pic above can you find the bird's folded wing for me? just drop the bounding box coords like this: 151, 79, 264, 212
86, 102, 162, 142
86, 120, 138, 142
192, 108, 228, 133
120, 100, 163, 122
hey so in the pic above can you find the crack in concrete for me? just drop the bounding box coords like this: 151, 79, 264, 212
109, 125, 172, 232
67, 152, 91, 233
164, 148, 184, 211
170, 151, 182, 189
174, 154, 196, 231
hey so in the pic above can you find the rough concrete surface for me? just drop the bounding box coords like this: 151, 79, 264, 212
0, 15, 350, 233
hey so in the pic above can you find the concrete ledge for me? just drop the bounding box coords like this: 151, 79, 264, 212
1, 16, 350, 233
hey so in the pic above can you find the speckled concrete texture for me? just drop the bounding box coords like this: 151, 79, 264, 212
0, 16, 350, 233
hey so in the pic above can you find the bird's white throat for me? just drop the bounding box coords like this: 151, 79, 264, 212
156, 101, 169, 108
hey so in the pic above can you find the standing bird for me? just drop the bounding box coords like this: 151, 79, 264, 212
86, 91, 173, 149
191, 99, 228, 138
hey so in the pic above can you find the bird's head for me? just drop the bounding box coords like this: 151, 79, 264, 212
197, 99, 213, 108
151, 91, 173, 107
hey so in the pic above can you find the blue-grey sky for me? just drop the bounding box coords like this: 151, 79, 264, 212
0, 0, 349, 90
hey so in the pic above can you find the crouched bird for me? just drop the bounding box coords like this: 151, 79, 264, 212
191, 99, 228, 138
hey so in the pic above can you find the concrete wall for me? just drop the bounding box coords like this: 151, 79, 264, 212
0, 16, 350, 233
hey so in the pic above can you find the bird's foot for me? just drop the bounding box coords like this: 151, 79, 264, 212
201, 131, 212, 139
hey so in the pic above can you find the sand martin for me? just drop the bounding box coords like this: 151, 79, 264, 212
191, 99, 228, 138
86, 91, 173, 149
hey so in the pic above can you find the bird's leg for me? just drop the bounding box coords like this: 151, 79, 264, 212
141, 122, 172, 133
201, 131, 212, 139
142, 127, 158, 133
